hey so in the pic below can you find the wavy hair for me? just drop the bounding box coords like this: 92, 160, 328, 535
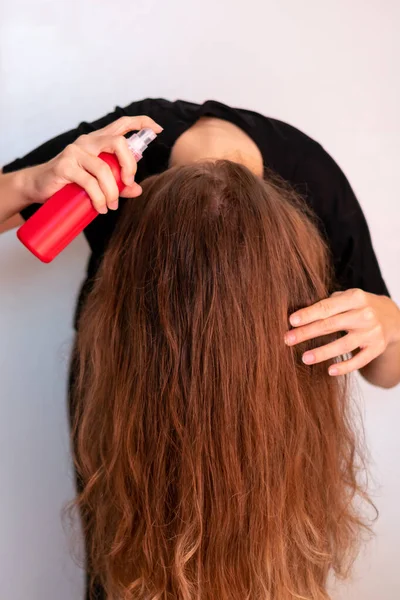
71, 160, 372, 600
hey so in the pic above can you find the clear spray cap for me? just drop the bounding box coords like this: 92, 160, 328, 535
127, 128, 157, 157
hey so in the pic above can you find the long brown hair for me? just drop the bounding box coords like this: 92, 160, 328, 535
71, 160, 372, 600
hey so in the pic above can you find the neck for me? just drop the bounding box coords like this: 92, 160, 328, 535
169, 117, 264, 177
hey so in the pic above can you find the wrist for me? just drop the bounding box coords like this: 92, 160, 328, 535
12, 167, 37, 208
384, 296, 400, 346
0, 168, 36, 224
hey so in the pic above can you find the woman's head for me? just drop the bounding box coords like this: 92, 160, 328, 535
72, 160, 371, 600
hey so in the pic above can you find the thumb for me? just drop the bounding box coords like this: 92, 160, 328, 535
119, 182, 143, 198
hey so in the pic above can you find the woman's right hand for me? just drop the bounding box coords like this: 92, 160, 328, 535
21, 115, 163, 214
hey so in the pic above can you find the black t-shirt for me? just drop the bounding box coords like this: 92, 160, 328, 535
3, 98, 390, 327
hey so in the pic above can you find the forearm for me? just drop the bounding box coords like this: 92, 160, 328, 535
359, 297, 400, 389
360, 339, 400, 388
0, 169, 32, 224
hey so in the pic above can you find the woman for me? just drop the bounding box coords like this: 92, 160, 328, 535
72, 159, 371, 599
1, 99, 399, 598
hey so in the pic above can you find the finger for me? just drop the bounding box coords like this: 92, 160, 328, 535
119, 182, 143, 198
77, 151, 120, 210
328, 346, 381, 377
66, 168, 108, 214
99, 115, 163, 137
301, 333, 361, 366
79, 134, 138, 188
284, 307, 378, 346
107, 135, 137, 187
289, 288, 369, 327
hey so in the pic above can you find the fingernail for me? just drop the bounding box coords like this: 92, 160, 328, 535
329, 367, 339, 376
285, 333, 296, 345
98, 206, 108, 214
302, 353, 315, 364
290, 315, 301, 325
109, 200, 119, 210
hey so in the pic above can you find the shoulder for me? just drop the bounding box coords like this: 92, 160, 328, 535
251, 110, 322, 149
234, 106, 342, 186
291, 140, 351, 206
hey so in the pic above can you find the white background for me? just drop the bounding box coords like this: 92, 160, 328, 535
0, 1, 399, 599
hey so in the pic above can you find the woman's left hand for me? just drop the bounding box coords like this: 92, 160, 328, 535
284, 288, 400, 378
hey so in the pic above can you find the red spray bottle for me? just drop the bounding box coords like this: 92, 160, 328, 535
17, 128, 157, 263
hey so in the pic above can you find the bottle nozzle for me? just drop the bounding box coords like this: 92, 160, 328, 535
127, 128, 157, 157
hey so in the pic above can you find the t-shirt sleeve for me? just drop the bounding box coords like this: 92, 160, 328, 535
2, 99, 150, 221
293, 143, 391, 297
